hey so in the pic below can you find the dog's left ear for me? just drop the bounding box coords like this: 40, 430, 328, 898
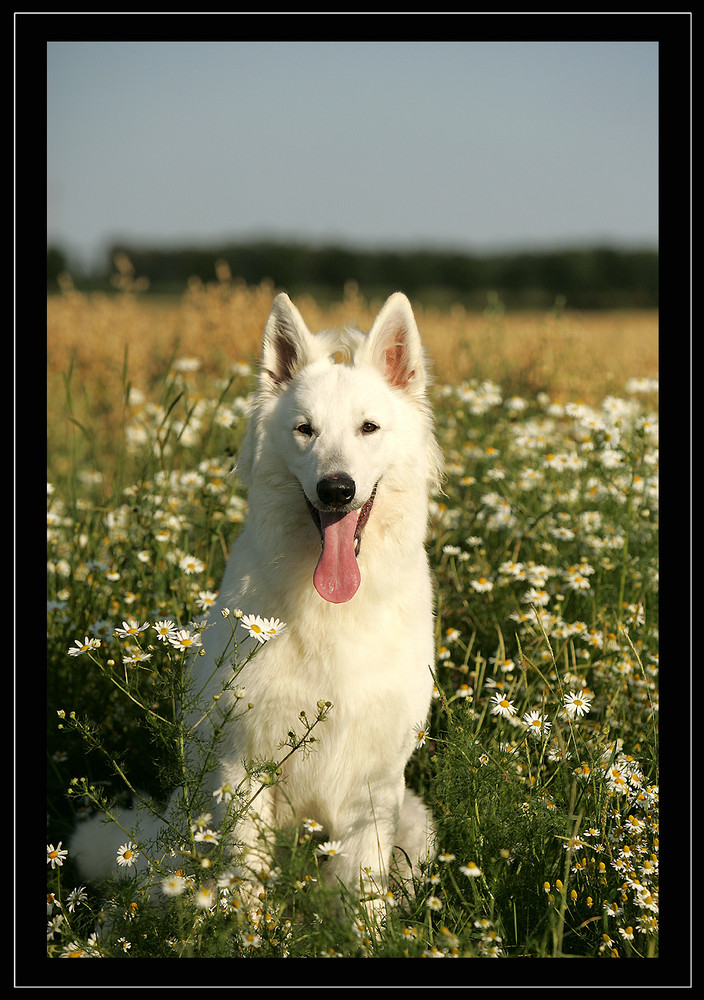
260, 293, 317, 390
366, 292, 427, 394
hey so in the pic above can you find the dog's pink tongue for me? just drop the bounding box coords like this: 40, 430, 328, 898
314, 510, 360, 603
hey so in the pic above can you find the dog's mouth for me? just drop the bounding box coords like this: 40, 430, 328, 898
305, 484, 377, 604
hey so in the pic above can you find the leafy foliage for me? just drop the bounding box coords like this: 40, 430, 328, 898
45, 281, 659, 962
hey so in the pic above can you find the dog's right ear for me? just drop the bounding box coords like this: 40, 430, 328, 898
260, 293, 315, 390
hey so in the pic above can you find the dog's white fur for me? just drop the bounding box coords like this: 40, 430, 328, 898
71, 292, 442, 903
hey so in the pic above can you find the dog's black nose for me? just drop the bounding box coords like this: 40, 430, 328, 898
317, 473, 356, 508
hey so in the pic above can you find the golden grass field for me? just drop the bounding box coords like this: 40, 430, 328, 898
46, 270, 661, 959
47, 273, 658, 447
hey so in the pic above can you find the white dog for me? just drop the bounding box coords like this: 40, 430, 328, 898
71, 292, 442, 908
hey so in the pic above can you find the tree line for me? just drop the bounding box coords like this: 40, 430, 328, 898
47, 240, 658, 310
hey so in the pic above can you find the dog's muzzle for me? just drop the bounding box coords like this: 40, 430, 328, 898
305, 476, 377, 603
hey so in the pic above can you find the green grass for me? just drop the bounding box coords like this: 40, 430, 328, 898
46, 341, 659, 961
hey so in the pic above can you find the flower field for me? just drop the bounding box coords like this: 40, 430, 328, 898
45, 271, 659, 964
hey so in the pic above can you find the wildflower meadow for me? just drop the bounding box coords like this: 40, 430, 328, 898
44, 271, 660, 969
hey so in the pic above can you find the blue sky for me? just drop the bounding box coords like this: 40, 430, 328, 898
46, 40, 659, 271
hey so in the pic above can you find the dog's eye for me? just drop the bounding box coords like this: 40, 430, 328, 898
361, 421, 380, 435
295, 422, 314, 438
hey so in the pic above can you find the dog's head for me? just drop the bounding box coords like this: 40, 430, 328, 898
238, 292, 442, 603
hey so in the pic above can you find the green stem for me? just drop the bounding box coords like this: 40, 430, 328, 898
617, 472, 636, 619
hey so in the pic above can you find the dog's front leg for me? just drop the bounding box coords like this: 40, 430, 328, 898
322, 785, 403, 921
214, 762, 280, 914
